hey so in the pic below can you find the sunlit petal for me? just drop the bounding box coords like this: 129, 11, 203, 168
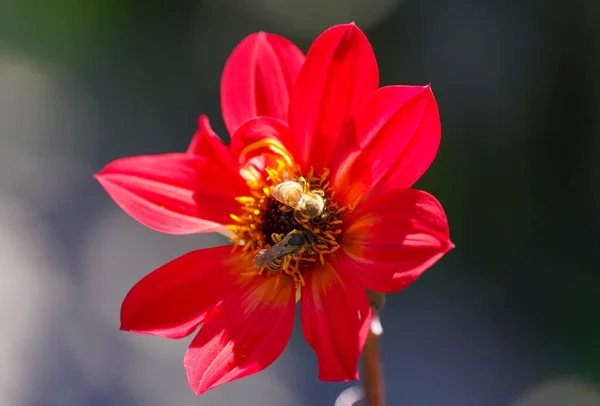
185, 275, 295, 395
301, 261, 371, 381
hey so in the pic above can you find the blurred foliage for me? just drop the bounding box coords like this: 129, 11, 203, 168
1, 0, 133, 62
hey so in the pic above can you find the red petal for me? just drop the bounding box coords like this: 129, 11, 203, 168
290, 23, 379, 172
221, 32, 305, 135
229, 117, 295, 183
185, 274, 295, 396
301, 261, 371, 381
331, 85, 441, 206
95, 153, 248, 234
186, 115, 230, 161
187, 115, 240, 181
341, 188, 453, 293
120, 246, 250, 339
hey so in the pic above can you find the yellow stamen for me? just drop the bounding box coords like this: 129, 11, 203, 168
230, 214, 244, 223
227, 161, 355, 291
239, 138, 294, 168
235, 196, 255, 204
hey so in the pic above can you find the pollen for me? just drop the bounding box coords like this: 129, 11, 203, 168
228, 160, 353, 289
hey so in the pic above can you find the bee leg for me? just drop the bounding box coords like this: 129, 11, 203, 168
298, 176, 310, 192
300, 257, 316, 263
313, 190, 325, 197
299, 217, 311, 228
297, 246, 311, 258
282, 255, 291, 272
294, 210, 305, 224
279, 205, 293, 213
291, 263, 305, 287
271, 233, 283, 243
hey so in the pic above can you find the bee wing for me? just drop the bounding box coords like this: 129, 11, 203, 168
252, 244, 299, 266
282, 172, 301, 182
272, 181, 303, 207
252, 249, 274, 266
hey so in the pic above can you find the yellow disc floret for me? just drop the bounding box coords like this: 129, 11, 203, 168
228, 160, 355, 288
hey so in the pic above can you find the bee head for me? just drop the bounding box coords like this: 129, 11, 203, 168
309, 207, 328, 225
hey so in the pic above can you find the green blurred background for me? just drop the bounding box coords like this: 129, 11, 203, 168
1, 0, 599, 405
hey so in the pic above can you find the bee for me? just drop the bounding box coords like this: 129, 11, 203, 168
271, 177, 326, 222
253, 229, 315, 273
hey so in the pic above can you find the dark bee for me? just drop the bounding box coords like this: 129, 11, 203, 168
253, 229, 315, 272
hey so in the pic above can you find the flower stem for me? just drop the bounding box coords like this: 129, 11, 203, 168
361, 322, 385, 406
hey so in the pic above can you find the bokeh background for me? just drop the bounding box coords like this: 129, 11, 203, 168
1, 0, 599, 405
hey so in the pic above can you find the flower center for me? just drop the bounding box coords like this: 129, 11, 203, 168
228, 161, 354, 288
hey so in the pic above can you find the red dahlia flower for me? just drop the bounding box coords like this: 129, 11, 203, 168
95, 23, 453, 396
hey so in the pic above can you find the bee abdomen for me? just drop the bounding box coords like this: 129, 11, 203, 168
272, 182, 302, 207
266, 258, 283, 273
